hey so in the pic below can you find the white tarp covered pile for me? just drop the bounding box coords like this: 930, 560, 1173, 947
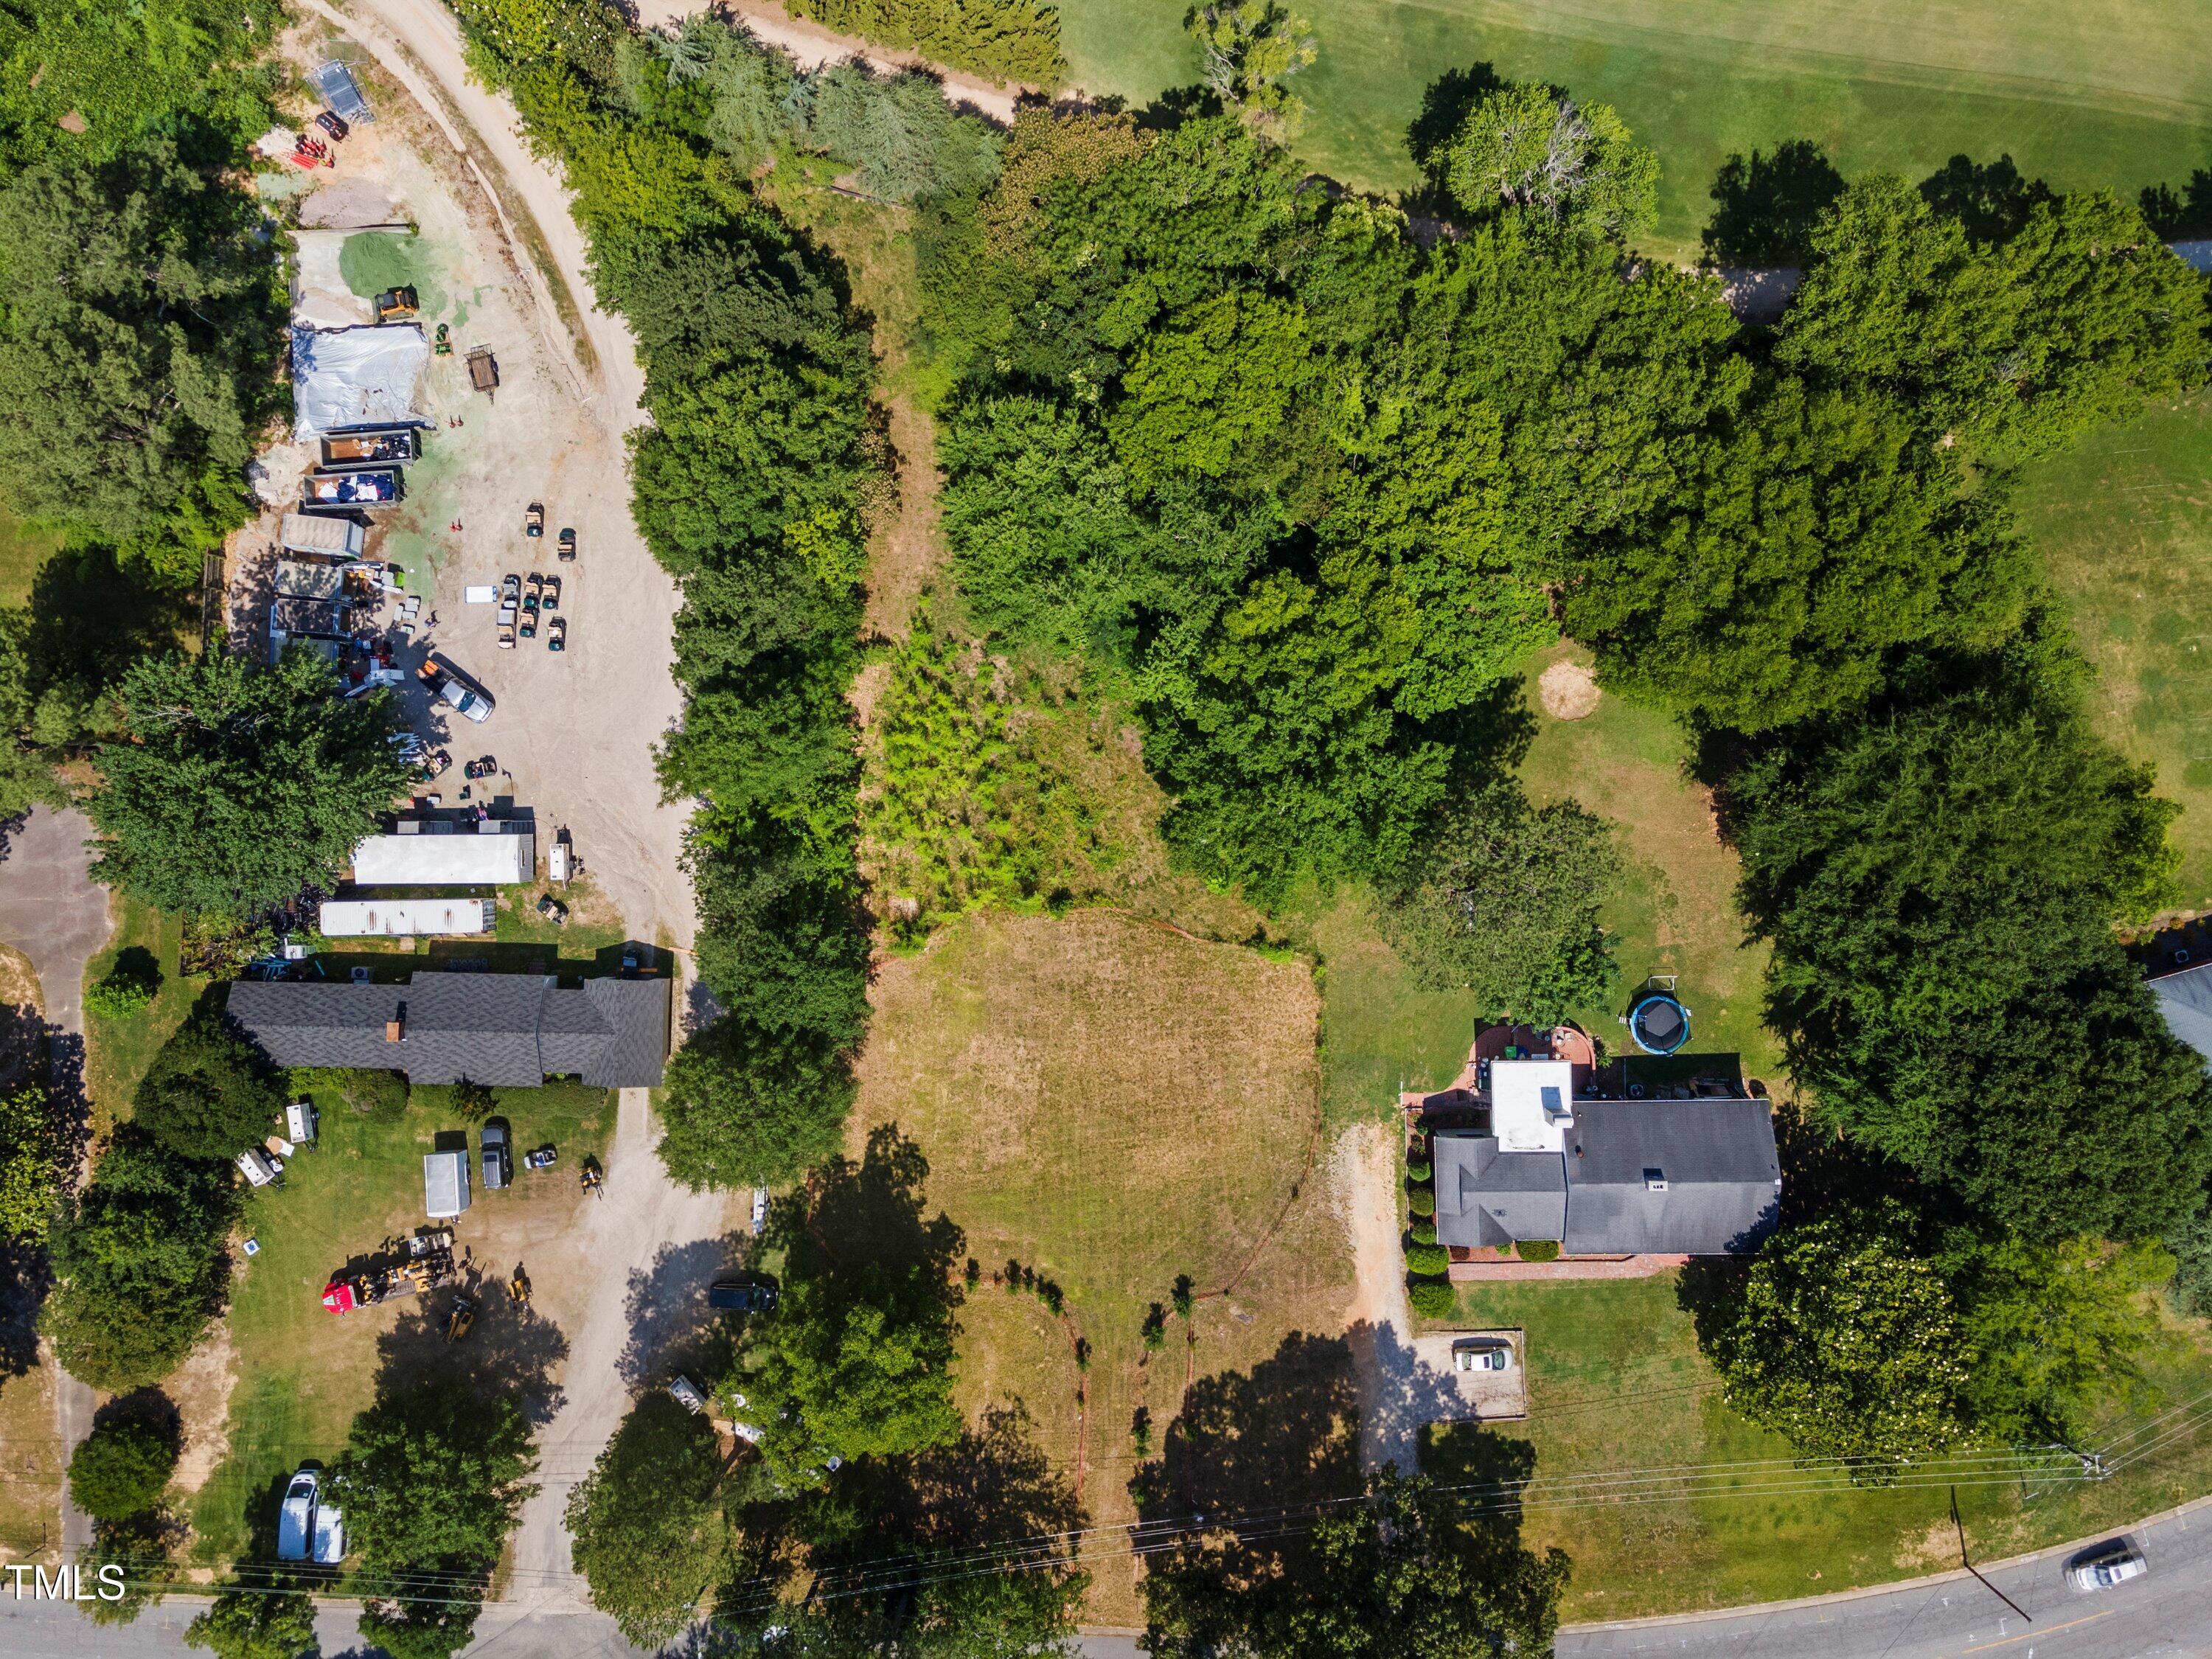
291, 324, 428, 439
291, 231, 376, 330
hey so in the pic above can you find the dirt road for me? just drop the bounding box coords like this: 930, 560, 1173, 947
297, 0, 693, 952
633, 0, 1024, 122
1335, 1121, 1433, 1474
504, 1088, 734, 1607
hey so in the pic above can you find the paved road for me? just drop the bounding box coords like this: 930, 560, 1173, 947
0, 1593, 644, 1656
1560, 1498, 2212, 1659
0, 806, 113, 1560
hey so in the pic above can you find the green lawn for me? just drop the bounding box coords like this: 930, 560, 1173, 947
82, 897, 207, 1130
2018, 390, 2212, 911
1057, 0, 2212, 259
188, 1076, 613, 1564
1437, 1275, 2212, 1620
0, 493, 62, 606
1517, 644, 1783, 1086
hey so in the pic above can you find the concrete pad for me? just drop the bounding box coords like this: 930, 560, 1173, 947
1410, 1328, 1529, 1423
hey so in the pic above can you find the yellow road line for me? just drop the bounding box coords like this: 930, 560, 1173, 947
1960, 1608, 2113, 1652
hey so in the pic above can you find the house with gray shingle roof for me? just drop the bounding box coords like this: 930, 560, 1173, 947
2150, 960, 2212, 1068
1430, 1056, 1780, 1259
225, 970, 670, 1088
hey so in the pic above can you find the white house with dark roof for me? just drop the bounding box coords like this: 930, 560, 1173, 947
226, 970, 670, 1088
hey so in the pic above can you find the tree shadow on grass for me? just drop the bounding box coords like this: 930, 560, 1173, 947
372, 1261, 569, 1428
1703, 139, 1845, 267
1130, 1329, 1361, 1595
1918, 153, 2056, 246
807, 1124, 965, 1286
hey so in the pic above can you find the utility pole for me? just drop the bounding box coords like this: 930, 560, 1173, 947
1952, 1485, 2032, 1624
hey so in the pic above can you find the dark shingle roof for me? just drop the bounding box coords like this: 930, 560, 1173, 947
226, 972, 670, 1088
1433, 1134, 1566, 1251
1562, 1100, 1780, 1256
2152, 962, 2212, 1066
1433, 1096, 1781, 1257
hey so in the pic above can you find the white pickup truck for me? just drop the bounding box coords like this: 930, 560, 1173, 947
418, 661, 494, 723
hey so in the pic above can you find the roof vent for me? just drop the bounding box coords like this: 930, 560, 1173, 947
1643, 1167, 1667, 1192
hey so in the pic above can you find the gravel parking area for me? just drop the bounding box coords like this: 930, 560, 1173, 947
231, 46, 692, 952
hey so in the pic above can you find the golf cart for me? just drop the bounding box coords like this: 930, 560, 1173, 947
557, 526, 576, 562
546, 616, 567, 653
524, 502, 544, 539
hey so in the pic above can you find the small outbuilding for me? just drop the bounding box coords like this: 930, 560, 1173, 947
423, 1150, 472, 1220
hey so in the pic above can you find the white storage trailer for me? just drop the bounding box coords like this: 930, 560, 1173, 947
279, 512, 366, 557
319, 898, 494, 937
351, 824, 535, 886
423, 1150, 471, 1220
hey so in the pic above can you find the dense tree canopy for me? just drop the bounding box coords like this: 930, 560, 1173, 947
1710, 1199, 2167, 1461
736, 1129, 965, 1487
1729, 647, 2212, 1236
1141, 1470, 1567, 1659
723, 1405, 1088, 1657
133, 1013, 285, 1162
1773, 175, 2207, 463
657, 1011, 855, 1191
566, 1392, 726, 1646
0, 0, 283, 174
1439, 80, 1658, 242
1378, 782, 1620, 1023
67, 1418, 178, 1523
42, 1126, 234, 1389
184, 1586, 319, 1659
332, 1375, 537, 1659
86, 648, 408, 919
0, 139, 286, 574
1563, 375, 2031, 730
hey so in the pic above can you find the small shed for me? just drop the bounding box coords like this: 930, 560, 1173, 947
423, 1150, 471, 1219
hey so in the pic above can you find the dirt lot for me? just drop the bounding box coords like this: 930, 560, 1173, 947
229, 26, 691, 952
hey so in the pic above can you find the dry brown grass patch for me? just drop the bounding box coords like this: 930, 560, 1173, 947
854, 909, 1352, 1622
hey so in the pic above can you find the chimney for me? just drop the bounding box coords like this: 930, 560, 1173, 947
386, 1003, 406, 1043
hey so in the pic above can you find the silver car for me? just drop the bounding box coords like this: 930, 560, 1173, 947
2064, 1538, 2148, 1592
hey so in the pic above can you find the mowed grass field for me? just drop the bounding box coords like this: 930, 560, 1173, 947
1444, 1275, 2212, 1620
2019, 390, 2212, 911
1057, 0, 2212, 258
852, 910, 1352, 1624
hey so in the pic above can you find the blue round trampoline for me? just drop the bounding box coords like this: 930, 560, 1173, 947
1629, 990, 1691, 1056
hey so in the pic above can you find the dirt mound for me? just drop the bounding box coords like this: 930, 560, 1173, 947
1538, 657, 1601, 720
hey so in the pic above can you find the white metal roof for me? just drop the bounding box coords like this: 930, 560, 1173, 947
423, 1150, 471, 1219
1492, 1059, 1576, 1153
352, 828, 534, 886
319, 899, 491, 937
